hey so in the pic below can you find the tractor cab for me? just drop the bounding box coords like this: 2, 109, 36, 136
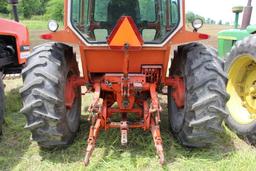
71, 0, 180, 43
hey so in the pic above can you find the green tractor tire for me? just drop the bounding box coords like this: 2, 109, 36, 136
225, 35, 256, 145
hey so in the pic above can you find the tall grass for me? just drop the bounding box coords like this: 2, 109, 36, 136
1, 79, 256, 171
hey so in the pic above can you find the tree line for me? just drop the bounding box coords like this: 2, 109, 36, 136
0, 0, 226, 25
186, 11, 230, 25
186, 11, 216, 25
0, 0, 63, 21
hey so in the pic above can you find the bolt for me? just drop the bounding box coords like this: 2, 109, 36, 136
105, 80, 112, 87
249, 86, 256, 97
124, 43, 129, 49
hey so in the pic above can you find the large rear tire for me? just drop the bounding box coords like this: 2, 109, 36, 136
225, 35, 256, 145
20, 43, 81, 148
168, 43, 229, 147
0, 72, 4, 136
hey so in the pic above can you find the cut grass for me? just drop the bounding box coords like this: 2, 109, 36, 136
21, 20, 49, 30
1, 79, 256, 171
21, 20, 64, 31
0, 16, 50, 30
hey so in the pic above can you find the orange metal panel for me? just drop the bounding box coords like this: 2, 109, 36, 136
41, 28, 83, 45
171, 30, 209, 45
45, 0, 209, 86
83, 49, 166, 73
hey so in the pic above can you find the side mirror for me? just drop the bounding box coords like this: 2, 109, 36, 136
192, 18, 204, 32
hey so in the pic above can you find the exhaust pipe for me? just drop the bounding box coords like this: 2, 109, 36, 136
241, 0, 253, 29
232, 6, 243, 29
7, 0, 19, 22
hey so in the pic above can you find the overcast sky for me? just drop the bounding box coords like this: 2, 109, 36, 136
186, 0, 256, 24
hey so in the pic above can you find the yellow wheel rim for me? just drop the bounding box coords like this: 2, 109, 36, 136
227, 54, 256, 124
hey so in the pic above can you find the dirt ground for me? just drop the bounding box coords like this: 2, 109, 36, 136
29, 30, 49, 47
187, 24, 232, 48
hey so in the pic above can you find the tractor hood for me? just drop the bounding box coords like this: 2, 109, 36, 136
218, 29, 250, 41
218, 26, 256, 58
218, 29, 250, 58
0, 18, 30, 64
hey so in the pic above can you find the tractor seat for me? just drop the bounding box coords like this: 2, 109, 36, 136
107, 0, 141, 30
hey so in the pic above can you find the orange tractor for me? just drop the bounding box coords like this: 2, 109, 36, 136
0, 0, 30, 135
20, 0, 228, 165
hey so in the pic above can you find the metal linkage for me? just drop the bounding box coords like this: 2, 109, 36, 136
84, 118, 101, 166
149, 83, 165, 164
84, 78, 166, 166
151, 118, 164, 165
87, 83, 102, 121
84, 83, 102, 166
165, 76, 185, 108
65, 76, 87, 109
120, 121, 128, 145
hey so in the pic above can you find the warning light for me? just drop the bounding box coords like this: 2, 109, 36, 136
107, 16, 144, 49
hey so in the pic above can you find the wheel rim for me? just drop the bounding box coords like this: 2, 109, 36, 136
66, 95, 80, 132
227, 54, 256, 124
66, 72, 81, 133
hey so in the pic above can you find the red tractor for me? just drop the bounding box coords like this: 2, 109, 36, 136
20, 0, 228, 165
0, 0, 30, 135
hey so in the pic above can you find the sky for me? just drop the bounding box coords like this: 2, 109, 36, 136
186, 0, 256, 24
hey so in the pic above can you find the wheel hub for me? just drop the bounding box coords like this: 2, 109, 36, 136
227, 55, 256, 124
242, 71, 256, 118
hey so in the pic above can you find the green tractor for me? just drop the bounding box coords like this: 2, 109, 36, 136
218, 0, 256, 145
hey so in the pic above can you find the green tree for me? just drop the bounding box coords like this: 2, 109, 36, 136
186, 11, 205, 23
45, 0, 64, 21
39, 0, 50, 15
206, 18, 211, 24
186, 11, 196, 23
0, 0, 8, 14
225, 22, 230, 26
17, 0, 42, 18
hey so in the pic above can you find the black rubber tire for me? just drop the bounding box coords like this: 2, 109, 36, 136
20, 43, 81, 149
224, 35, 256, 145
0, 72, 4, 136
168, 43, 229, 147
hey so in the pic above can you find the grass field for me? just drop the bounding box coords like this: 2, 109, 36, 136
1, 22, 256, 171
2, 80, 256, 171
